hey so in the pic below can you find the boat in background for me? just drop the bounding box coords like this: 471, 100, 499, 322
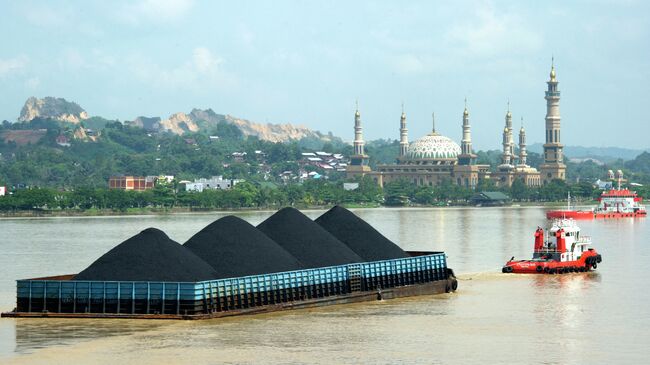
547, 172, 647, 219
547, 189, 647, 219
502, 218, 602, 274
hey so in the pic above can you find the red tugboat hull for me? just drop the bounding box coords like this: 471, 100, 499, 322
502, 250, 602, 274
504, 219, 602, 274
546, 210, 594, 220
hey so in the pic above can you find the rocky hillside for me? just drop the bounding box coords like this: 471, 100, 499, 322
17, 97, 339, 144
129, 108, 335, 143
19, 97, 88, 123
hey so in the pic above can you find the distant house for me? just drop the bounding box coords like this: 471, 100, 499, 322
109, 176, 155, 191
470, 191, 512, 206
184, 176, 242, 192
184, 138, 197, 145
595, 179, 613, 190
0, 186, 6, 197
232, 152, 247, 163
343, 182, 359, 191
148, 175, 174, 185
55, 135, 71, 147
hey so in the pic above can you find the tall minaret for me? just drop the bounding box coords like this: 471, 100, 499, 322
501, 126, 512, 166
506, 103, 515, 158
519, 117, 527, 166
353, 102, 364, 156
399, 104, 409, 158
501, 104, 514, 166
540, 58, 566, 183
458, 99, 476, 166
347, 102, 371, 177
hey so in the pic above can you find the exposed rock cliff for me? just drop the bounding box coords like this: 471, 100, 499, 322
127, 108, 332, 143
18, 97, 339, 143
19, 97, 89, 123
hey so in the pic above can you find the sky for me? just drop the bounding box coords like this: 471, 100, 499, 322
0, 0, 649, 150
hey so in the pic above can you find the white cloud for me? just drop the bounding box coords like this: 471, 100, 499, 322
445, 2, 543, 57
394, 54, 426, 75
0, 56, 29, 77
116, 0, 194, 25
22, 4, 70, 27
192, 47, 222, 73
127, 47, 236, 90
25, 77, 41, 89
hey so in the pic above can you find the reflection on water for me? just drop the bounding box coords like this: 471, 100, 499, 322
12, 319, 172, 354
1, 207, 649, 364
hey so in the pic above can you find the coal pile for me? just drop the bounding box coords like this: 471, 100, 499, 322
74, 228, 218, 282
315, 206, 408, 261
257, 207, 364, 268
184, 215, 304, 278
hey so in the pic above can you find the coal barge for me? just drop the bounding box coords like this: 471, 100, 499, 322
2, 206, 457, 320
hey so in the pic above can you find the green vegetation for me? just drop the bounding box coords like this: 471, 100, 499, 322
0, 117, 648, 214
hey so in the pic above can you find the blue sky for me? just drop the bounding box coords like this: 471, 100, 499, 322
1, 0, 649, 149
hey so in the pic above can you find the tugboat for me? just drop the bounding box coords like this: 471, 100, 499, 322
502, 219, 602, 274
547, 171, 646, 219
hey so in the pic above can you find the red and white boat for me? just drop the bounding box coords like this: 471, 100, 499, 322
502, 218, 602, 274
546, 189, 646, 219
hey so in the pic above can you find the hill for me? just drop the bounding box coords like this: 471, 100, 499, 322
19, 97, 88, 124
528, 143, 647, 162
17, 97, 342, 144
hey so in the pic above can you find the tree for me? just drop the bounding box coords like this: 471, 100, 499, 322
510, 178, 529, 201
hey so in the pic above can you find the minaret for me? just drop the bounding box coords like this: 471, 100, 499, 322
347, 102, 371, 176
501, 126, 512, 166
501, 104, 514, 166
506, 102, 515, 159
458, 99, 476, 165
353, 102, 364, 156
540, 58, 566, 183
519, 117, 527, 166
399, 104, 409, 158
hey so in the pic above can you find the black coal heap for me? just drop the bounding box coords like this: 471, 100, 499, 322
257, 207, 364, 268
184, 215, 304, 278
74, 228, 218, 282
315, 206, 408, 261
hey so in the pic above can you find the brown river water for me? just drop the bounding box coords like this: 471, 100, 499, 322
0, 207, 647, 364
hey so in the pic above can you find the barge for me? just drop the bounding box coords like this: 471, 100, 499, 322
2, 251, 457, 320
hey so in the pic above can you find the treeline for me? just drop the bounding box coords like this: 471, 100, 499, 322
2, 176, 642, 213
0, 178, 382, 212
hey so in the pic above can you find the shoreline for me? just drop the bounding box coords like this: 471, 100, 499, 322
0, 201, 590, 218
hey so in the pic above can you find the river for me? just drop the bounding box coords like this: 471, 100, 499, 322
0, 207, 647, 364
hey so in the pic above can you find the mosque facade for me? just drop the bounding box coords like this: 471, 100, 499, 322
347, 64, 566, 188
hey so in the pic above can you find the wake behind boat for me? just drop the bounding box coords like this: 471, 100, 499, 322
502, 218, 602, 274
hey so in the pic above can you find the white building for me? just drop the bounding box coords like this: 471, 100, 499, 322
185, 176, 242, 192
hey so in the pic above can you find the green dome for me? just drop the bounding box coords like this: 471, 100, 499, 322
406, 134, 461, 160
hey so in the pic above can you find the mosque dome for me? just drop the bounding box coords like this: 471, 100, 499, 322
406, 133, 461, 160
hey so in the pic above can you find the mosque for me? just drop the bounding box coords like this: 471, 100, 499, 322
346, 63, 566, 188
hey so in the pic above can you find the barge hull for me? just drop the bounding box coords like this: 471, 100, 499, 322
2, 279, 455, 320
2, 252, 457, 320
